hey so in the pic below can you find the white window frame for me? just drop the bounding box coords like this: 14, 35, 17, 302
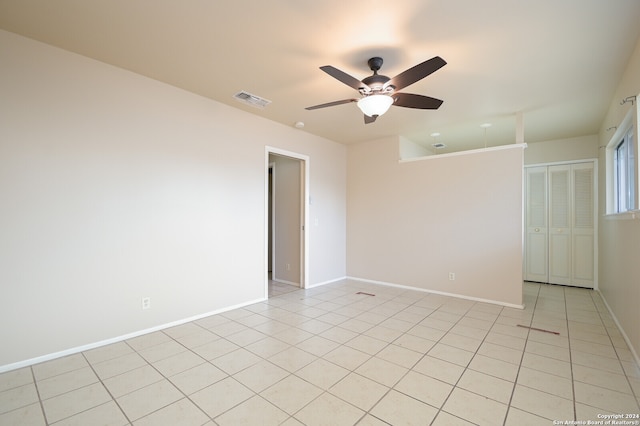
614, 128, 634, 212
606, 100, 639, 215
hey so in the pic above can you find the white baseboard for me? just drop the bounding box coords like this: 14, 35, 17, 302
306, 276, 348, 289
0, 297, 266, 374
347, 276, 525, 310
597, 290, 640, 368
271, 278, 300, 287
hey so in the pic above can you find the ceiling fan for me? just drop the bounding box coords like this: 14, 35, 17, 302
306, 56, 446, 124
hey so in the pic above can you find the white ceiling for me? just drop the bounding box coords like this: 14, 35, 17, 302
1, 0, 639, 152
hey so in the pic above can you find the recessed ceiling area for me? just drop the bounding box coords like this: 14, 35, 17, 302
1, 0, 639, 152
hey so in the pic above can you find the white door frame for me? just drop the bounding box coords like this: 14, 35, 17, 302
268, 161, 275, 276
265, 146, 309, 297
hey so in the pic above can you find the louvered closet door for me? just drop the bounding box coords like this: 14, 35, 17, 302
524, 162, 595, 288
548, 165, 572, 285
525, 167, 548, 282
572, 163, 595, 287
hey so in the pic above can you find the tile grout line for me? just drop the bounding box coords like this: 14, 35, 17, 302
197, 320, 308, 425
588, 290, 640, 411
367, 291, 505, 425
180, 307, 309, 423
130, 320, 291, 424
399, 287, 538, 425
286, 288, 395, 424
143, 330, 225, 423
194, 287, 366, 424
334, 288, 442, 425
354, 291, 448, 425
413, 297, 480, 425
432, 298, 516, 425
139, 328, 241, 425
31, 356, 132, 426
271, 285, 429, 424
519, 284, 639, 420
564, 286, 578, 421
501, 282, 539, 425
88, 331, 215, 424
80, 351, 134, 425
259, 286, 379, 425
29, 365, 50, 426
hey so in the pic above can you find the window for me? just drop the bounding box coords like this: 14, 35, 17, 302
606, 100, 639, 215
614, 127, 635, 212
606, 99, 640, 214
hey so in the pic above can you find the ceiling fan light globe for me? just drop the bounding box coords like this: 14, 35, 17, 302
357, 94, 393, 117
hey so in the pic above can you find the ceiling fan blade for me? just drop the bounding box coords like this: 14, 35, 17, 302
393, 93, 443, 110
305, 99, 357, 110
364, 114, 377, 124
320, 65, 370, 91
385, 56, 446, 91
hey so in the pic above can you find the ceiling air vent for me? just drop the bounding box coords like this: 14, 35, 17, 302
432, 142, 447, 149
233, 91, 272, 109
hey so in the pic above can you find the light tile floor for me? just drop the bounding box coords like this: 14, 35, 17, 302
1, 280, 639, 425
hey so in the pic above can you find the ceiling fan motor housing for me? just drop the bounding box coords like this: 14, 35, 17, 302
361, 74, 391, 91
362, 57, 393, 94
367, 57, 384, 72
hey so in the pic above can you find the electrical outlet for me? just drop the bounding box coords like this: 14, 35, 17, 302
449, 272, 455, 281
141, 297, 151, 310
286, 263, 290, 271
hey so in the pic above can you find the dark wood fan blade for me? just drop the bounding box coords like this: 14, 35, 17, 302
320, 66, 370, 91
364, 114, 377, 124
393, 93, 443, 109
305, 99, 357, 110
385, 56, 446, 91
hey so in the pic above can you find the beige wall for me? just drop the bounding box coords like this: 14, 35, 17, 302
347, 137, 524, 307
399, 136, 434, 159
524, 135, 598, 165
0, 30, 347, 369
596, 36, 640, 363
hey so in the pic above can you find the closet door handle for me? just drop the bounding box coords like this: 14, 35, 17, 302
534, 228, 540, 232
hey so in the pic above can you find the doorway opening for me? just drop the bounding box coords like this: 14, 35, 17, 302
265, 147, 309, 298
